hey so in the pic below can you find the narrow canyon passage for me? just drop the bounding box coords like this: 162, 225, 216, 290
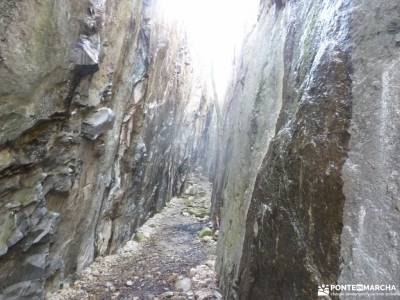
50, 173, 219, 300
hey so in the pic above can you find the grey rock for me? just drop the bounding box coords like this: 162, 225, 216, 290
125, 280, 133, 286
73, 34, 100, 65
1, 280, 43, 300
81, 107, 116, 140
198, 227, 212, 238
340, 0, 400, 290
175, 277, 192, 292
6, 228, 25, 249
0, 148, 13, 172
105, 281, 115, 291
72, 34, 100, 76
160, 291, 174, 298
395, 33, 400, 46
0, 0, 215, 299
23, 253, 47, 270
0, 245, 8, 257
144, 294, 155, 300
213, 291, 222, 299
212, 0, 400, 299
387, 20, 400, 34
22, 211, 59, 251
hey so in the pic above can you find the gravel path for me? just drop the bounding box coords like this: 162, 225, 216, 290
49, 174, 220, 300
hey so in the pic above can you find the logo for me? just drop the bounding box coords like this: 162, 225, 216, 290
318, 285, 330, 297
317, 283, 399, 297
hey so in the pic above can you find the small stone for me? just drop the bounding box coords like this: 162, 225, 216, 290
189, 268, 196, 277
121, 240, 139, 253
198, 227, 213, 238
175, 277, 192, 292
194, 290, 214, 300
134, 232, 147, 242
160, 291, 174, 298
201, 236, 213, 243
126, 280, 134, 286
105, 282, 115, 291
62, 281, 70, 289
214, 291, 223, 299
205, 260, 215, 268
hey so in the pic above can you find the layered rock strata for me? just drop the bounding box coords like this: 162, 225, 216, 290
0, 0, 214, 298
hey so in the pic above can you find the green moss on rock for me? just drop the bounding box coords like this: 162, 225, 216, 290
199, 227, 212, 238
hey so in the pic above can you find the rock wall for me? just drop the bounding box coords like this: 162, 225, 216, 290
0, 0, 214, 298
213, 0, 400, 299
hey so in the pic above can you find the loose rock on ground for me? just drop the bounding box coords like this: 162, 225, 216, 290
49, 173, 220, 300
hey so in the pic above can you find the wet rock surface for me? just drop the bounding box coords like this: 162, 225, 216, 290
212, 0, 400, 299
49, 174, 220, 300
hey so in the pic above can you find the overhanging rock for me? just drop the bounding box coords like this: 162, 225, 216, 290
81, 107, 116, 140
72, 34, 101, 76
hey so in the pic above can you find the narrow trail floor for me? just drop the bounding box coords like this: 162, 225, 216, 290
50, 174, 220, 300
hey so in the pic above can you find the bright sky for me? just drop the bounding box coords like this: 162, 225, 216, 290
156, 0, 259, 101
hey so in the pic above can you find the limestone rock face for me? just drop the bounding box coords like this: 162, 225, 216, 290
0, 0, 214, 298
213, 0, 400, 299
